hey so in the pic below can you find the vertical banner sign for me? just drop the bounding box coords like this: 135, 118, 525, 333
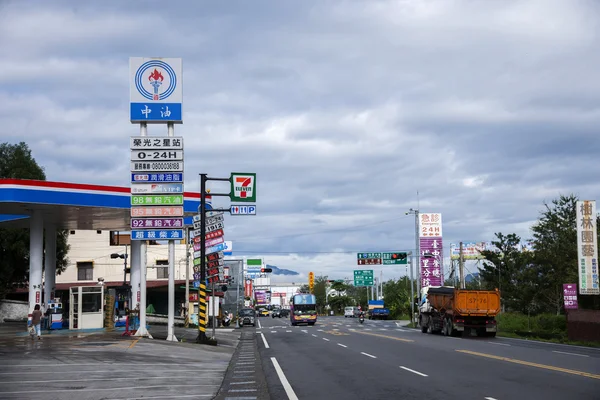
130, 57, 183, 123
130, 137, 185, 240
308, 272, 315, 293
419, 213, 443, 287
576, 200, 599, 295
563, 284, 578, 309
230, 172, 257, 202
244, 279, 253, 298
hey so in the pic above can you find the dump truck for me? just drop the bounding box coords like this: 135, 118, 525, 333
418, 286, 501, 337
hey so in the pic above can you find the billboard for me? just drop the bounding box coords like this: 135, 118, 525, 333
576, 200, 599, 295
419, 213, 443, 287
450, 241, 535, 260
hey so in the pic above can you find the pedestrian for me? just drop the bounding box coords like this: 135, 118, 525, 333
31, 304, 43, 340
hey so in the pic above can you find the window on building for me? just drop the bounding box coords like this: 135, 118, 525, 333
156, 259, 168, 279
77, 262, 93, 281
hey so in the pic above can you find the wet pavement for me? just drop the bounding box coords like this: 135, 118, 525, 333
0, 322, 241, 400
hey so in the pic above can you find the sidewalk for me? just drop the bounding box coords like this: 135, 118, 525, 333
0, 321, 242, 400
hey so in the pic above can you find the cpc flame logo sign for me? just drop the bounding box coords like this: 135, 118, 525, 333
135, 60, 177, 101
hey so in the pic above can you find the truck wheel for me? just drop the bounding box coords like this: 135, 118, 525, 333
420, 316, 428, 333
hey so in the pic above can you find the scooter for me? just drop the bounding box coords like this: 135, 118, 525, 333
359, 313, 365, 324
222, 311, 232, 327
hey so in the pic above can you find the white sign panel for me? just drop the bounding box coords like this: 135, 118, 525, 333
223, 240, 233, 255
131, 183, 183, 194
576, 200, 599, 295
130, 57, 182, 123
130, 136, 183, 150
130, 161, 184, 172
131, 150, 184, 161
419, 213, 443, 238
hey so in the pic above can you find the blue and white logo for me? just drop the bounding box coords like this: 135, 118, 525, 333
130, 57, 183, 123
135, 60, 177, 101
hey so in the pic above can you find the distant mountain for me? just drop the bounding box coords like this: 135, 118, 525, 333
465, 272, 479, 283
267, 264, 299, 276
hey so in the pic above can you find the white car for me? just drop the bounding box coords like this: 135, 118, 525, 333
344, 306, 360, 318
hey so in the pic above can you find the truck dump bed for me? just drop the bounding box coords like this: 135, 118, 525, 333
427, 288, 500, 317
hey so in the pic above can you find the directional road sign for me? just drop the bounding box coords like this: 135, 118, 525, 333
382, 252, 408, 265
354, 270, 374, 287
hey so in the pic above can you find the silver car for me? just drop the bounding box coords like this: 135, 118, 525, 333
239, 308, 256, 327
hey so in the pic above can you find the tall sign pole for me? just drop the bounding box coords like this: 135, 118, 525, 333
195, 172, 257, 345
130, 57, 183, 340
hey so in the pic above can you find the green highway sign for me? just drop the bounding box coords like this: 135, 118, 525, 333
357, 252, 382, 259
382, 252, 408, 265
354, 270, 374, 287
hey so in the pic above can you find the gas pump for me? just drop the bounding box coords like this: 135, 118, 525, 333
47, 298, 64, 330
114, 285, 131, 327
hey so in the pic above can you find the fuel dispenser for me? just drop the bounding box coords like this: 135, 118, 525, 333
46, 298, 64, 330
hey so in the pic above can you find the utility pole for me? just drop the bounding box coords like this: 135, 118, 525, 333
409, 251, 414, 324
184, 228, 190, 327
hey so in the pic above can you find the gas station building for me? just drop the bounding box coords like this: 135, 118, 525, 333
0, 178, 202, 330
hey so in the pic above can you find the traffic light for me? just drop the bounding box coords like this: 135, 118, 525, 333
261, 268, 273, 273
391, 252, 407, 260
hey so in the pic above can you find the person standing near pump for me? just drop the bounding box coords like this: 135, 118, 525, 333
31, 304, 43, 340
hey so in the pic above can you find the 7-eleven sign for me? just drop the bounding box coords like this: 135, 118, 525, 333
230, 172, 256, 202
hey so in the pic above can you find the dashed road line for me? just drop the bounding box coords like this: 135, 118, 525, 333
361, 352, 377, 359
260, 333, 270, 349
552, 351, 589, 358
400, 366, 428, 377
337, 343, 347, 348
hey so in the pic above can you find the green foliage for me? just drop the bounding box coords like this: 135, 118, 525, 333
313, 275, 328, 313
0, 142, 70, 299
496, 312, 567, 339
328, 295, 352, 314
382, 277, 414, 319
530, 195, 580, 314
479, 233, 536, 313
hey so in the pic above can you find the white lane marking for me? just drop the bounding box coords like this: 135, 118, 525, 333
229, 389, 257, 392
286, 330, 292, 333
231, 381, 256, 385
323, 338, 330, 341
0, 385, 212, 395
552, 350, 590, 358
337, 343, 347, 348
301, 330, 308, 333
488, 341, 510, 346
361, 352, 377, 359
400, 366, 428, 377
365, 328, 372, 331
484, 397, 498, 400
333, 328, 339, 331
396, 329, 406, 332
312, 334, 318, 337
260, 333, 270, 349
271, 357, 299, 400
271, 331, 277, 333
257, 319, 262, 329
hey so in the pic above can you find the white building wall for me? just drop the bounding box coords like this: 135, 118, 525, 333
56, 230, 190, 284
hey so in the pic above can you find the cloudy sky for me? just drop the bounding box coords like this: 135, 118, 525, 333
1, 0, 598, 283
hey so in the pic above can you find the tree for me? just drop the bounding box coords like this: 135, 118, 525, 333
479, 232, 536, 313
530, 195, 600, 313
313, 276, 328, 314
330, 281, 348, 296
0, 142, 70, 299
382, 278, 412, 319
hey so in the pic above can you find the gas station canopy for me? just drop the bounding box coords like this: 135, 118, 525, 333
0, 179, 201, 230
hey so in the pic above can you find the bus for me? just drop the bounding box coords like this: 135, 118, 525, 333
290, 293, 317, 326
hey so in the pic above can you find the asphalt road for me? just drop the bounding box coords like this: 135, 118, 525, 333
255, 315, 600, 400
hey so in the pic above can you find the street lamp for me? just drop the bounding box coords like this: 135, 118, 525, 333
406, 208, 420, 324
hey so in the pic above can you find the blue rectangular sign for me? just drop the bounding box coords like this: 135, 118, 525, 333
131, 173, 183, 183
131, 229, 184, 240
206, 243, 225, 254
230, 205, 256, 215
130, 103, 182, 123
